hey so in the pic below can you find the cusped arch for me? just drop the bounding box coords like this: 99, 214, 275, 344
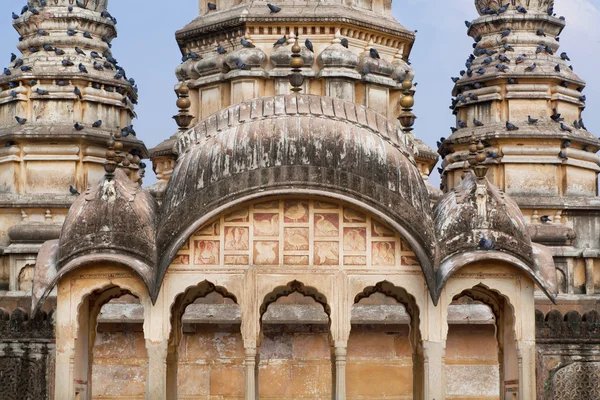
260, 280, 331, 319
155, 94, 436, 302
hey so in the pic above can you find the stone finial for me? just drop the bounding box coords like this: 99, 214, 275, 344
172, 83, 194, 132
332, 29, 342, 45
104, 132, 119, 177
467, 135, 488, 178
289, 36, 304, 92
398, 76, 416, 133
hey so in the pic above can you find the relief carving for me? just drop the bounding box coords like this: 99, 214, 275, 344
552, 362, 600, 399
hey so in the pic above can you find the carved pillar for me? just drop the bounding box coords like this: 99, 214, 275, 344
244, 346, 258, 400
517, 341, 536, 400
334, 343, 347, 399
145, 340, 168, 400
422, 340, 446, 400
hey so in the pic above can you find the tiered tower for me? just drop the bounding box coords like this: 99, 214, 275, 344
150, 0, 438, 193
441, 0, 600, 286
0, 0, 146, 292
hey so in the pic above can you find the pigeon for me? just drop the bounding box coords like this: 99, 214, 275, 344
506, 121, 519, 131
450, 127, 458, 133
528, 116, 539, 124
501, 29, 511, 38
3, 68, 11, 76
83, 32, 92, 39
503, 43, 514, 52
359, 66, 371, 76
535, 45, 544, 54
216, 45, 227, 55
15, 116, 27, 125
496, 64, 509, 72
469, 93, 479, 101
488, 151, 501, 159
37, 29, 49, 36
90, 51, 101, 59
273, 35, 287, 47
498, 54, 510, 63
574, 120, 581, 129
36, 88, 49, 95
475, 68, 486, 75
67, 29, 76, 36
560, 52, 570, 61
75, 0, 86, 8
558, 151, 568, 160
74, 87, 82, 98
551, 109, 564, 122
458, 120, 467, 129
555, 65, 561, 73
114, 71, 124, 79
516, 5, 527, 13
4, 141, 14, 147
580, 119, 587, 130
78, 63, 88, 73
75, 47, 86, 56
29, 47, 40, 53
56, 80, 68, 86
340, 38, 349, 48
451, 77, 460, 83
508, 78, 518, 84
207, 2, 217, 10
12, 12, 19, 20
580, 95, 587, 102
537, 29, 546, 37
525, 63, 537, 72
235, 60, 248, 70
20, 5, 28, 14
74, 122, 84, 131
267, 3, 281, 13
20, 65, 32, 72
62, 59, 74, 67
482, 57, 493, 65
559, 123, 572, 132
473, 118, 484, 127
8, 82, 18, 89
305, 38, 314, 53
369, 48, 380, 59
498, 4, 508, 14
465, 21, 472, 28
28, 80, 36, 86
560, 81, 569, 88
547, 7, 554, 16
545, 45, 554, 55
54, 48, 65, 56
43, 45, 53, 51
92, 120, 102, 128
583, 146, 590, 152
68, 6, 73, 11
540, 216, 551, 223
93, 61, 103, 71
188, 52, 201, 60
240, 38, 255, 48
13, 59, 23, 69
10, 53, 17, 62
479, 237, 495, 250
69, 185, 80, 195
10, 90, 17, 98
473, 82, 485, 89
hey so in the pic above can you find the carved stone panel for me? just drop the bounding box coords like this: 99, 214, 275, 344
552, 362, 600, 400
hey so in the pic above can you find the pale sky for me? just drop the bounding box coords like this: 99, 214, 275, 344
1, 0, 598, 187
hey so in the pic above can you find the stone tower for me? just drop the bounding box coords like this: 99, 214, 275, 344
0, 0, 146, 291
150, 0, 439, 193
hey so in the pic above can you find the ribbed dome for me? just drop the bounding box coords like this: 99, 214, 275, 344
270, 43, 314, 69
357, 51, 394, 77
225, 47, 267, 70
434, 171, 532, 265
157, 94, 436, 298
58, 168, 157, 288
317, 43, 359, 70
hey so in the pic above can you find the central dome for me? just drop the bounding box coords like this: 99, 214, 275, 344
156, 94, 435, 297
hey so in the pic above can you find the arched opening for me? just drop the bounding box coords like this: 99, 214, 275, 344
258, 280, 332, 399
91, 293, 148, 399
167, 281, 243, 400
445, 284, 518, 400
347, 281, 423, 400
72, 285, 148, 400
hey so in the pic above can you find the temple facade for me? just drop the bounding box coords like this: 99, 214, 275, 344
0, 0, 597, 399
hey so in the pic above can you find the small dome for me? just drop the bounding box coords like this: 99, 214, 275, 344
225, 47, 267, 70
271, 44, 314, 69
194, 54, 229, 75
58, 169, 157, 286
357, 51, 394, 77
175, 59, 199, 80
317, 43, 359, 70
434, 171, 533, 265
391, 58, 415, 82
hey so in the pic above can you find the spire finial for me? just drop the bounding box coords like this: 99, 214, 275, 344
173, 82, 194, 132
289, 35, 304, 92
398, 76, 416, 134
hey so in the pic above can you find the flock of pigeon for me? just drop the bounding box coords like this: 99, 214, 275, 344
5, 2, 138, 134
441, 3, 589, 161
180, 2, 387, 77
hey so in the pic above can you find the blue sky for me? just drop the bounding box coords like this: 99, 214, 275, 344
1, 0, 598, 187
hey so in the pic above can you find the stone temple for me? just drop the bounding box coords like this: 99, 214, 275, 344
0, 0, 598, 398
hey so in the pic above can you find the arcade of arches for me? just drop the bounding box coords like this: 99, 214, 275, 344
53, 197, 537, 400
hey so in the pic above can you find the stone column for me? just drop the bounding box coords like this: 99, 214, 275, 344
517, 340, 536, 400
334, 343, 347, 399
145, 340, 168, 400
244, 346, 258, 400
422, 340, 446, 400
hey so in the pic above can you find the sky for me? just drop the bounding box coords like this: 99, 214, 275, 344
0, 0, 599, 187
